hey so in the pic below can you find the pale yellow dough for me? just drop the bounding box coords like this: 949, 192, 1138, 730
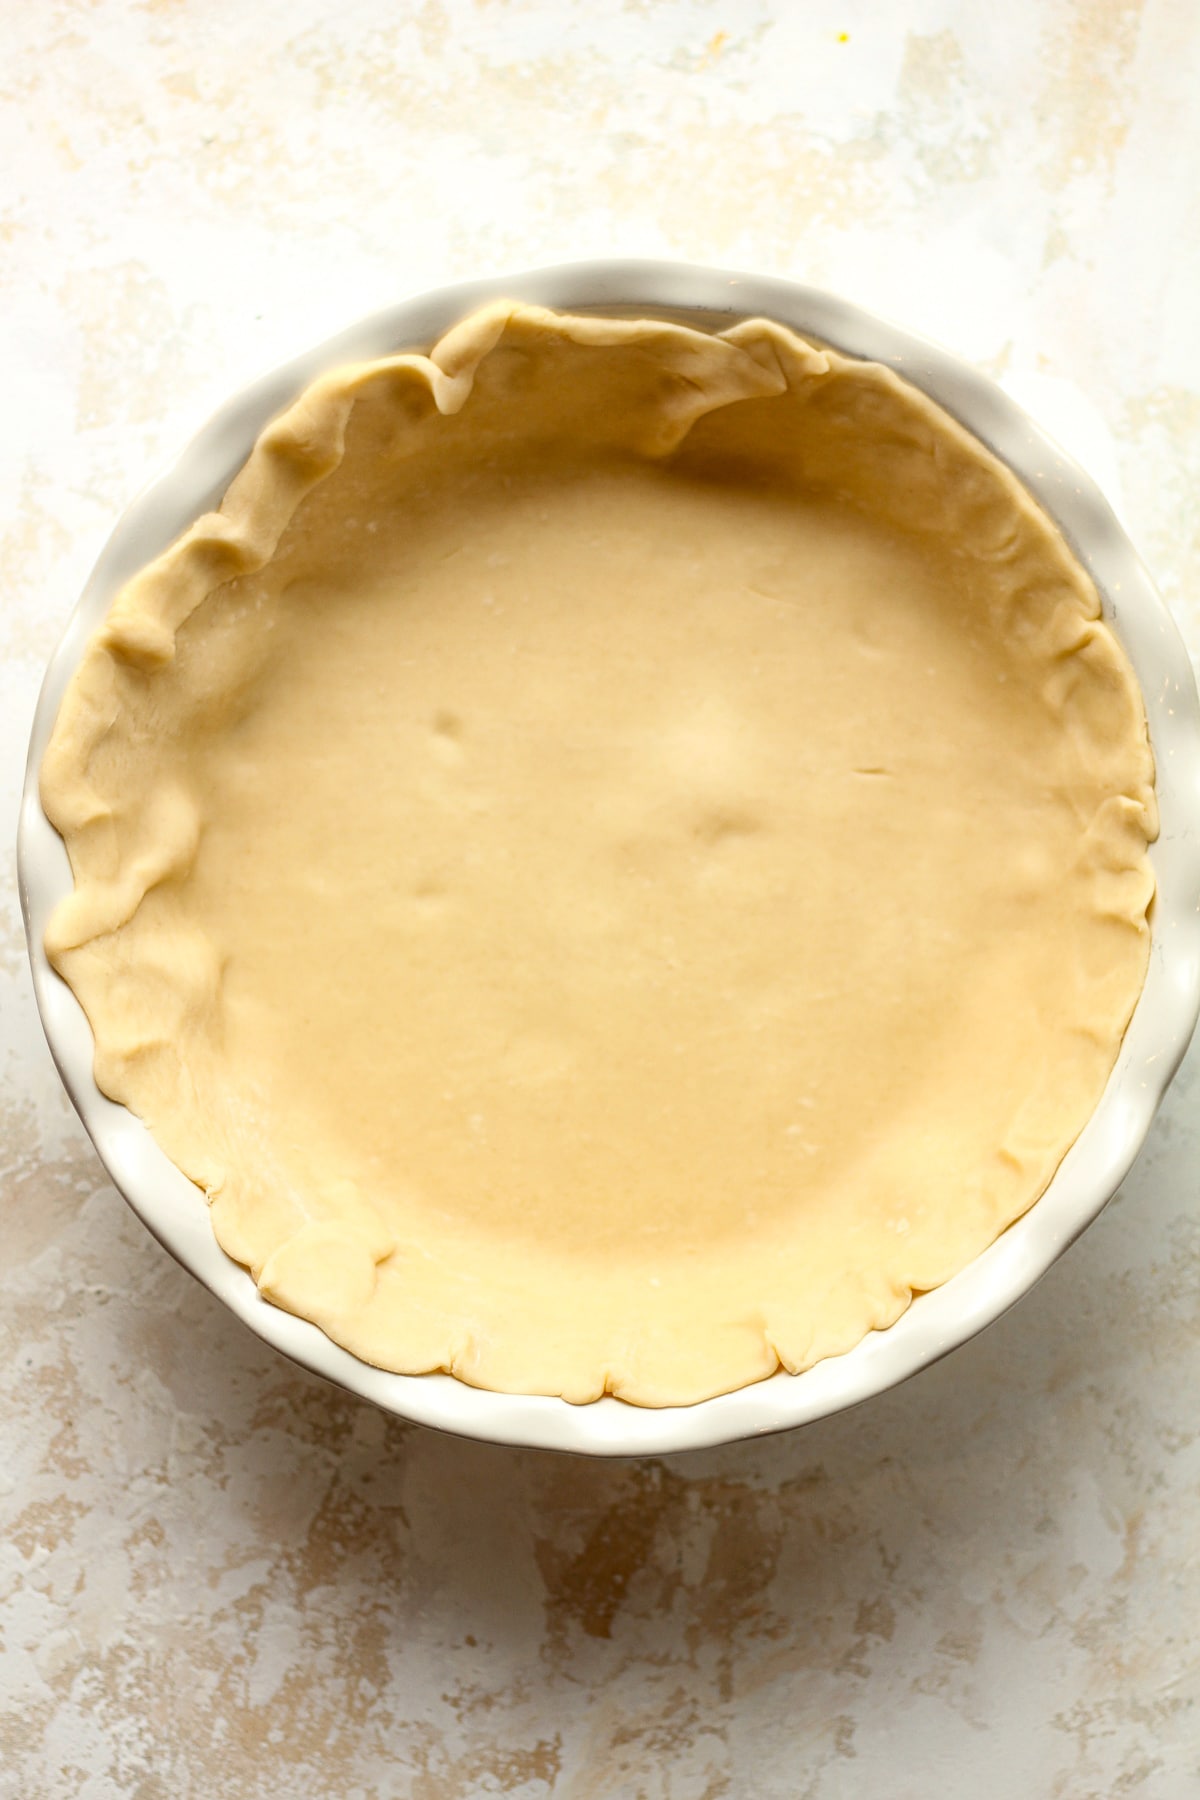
42, 304, 1156, 1406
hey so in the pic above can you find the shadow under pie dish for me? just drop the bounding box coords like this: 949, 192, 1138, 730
20, 264, 1200, 1455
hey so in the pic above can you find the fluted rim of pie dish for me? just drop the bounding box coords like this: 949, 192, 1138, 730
19, 261, 1200, 1456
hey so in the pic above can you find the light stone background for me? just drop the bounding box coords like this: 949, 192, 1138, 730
3, 2, 1200, 1795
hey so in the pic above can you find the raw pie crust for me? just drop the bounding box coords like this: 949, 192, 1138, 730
42, 304, 1156, 1406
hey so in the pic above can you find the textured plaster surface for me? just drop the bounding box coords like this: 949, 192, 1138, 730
2, 2, 1200, 1795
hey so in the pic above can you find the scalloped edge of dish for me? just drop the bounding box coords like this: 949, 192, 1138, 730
19, 260, 1200, 1456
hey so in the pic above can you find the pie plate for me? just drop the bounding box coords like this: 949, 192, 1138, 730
19, 262, 1200, 1455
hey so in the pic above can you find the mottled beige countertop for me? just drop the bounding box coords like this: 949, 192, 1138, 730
3, 3, 1200, 1795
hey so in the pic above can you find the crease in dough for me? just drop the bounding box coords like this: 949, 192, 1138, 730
42, 302, 1156, 1406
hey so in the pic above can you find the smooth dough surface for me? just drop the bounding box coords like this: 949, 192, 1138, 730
42, 304, 1156, 1405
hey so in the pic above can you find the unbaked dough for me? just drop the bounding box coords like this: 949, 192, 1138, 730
41, 303, 1156, 1405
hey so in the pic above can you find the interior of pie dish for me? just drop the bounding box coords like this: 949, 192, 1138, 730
38, 300, 1157, 1408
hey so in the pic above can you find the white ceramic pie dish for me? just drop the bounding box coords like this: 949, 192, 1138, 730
19, 260, 1200, 1456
